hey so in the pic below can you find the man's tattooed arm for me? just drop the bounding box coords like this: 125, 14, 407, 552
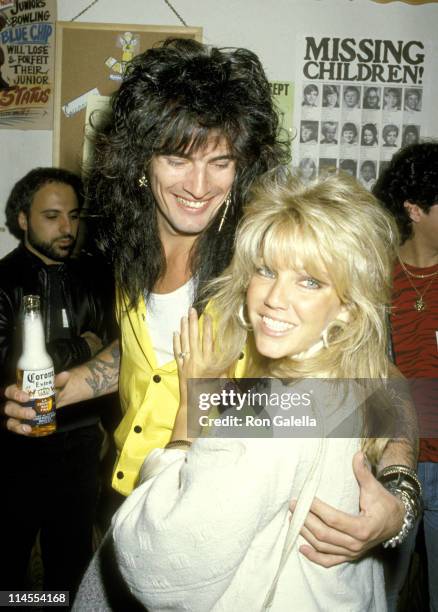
3, 341, 121, 434
56, 340, 120, 409
84, 340, 120, 397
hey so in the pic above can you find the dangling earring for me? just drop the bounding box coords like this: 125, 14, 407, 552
321, 310, 349, 349
138, 175, 149, 188
218, 193, 232, 233
237, 303, 252, 330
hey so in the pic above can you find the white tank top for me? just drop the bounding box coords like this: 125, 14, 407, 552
145, 278, 195, 366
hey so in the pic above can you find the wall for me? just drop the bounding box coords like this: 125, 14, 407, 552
1, 0, 437, 256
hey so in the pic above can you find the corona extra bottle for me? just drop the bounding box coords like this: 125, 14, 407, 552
17, 295, 56, 436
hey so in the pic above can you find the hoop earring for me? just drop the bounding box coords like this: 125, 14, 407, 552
237, 303, 252, 330
321, 312, 348, 349
138, 175, 149, 188
218, 193, 232, 233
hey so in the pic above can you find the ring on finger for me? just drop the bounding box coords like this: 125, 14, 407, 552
178, 351, 190, 359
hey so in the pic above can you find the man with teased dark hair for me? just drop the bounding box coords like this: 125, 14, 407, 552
5, 38, 290, 494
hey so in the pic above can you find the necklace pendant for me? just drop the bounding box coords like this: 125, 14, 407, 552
415, 297, 425, 312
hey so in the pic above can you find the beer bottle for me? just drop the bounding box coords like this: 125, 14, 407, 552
17, 295, 56, 436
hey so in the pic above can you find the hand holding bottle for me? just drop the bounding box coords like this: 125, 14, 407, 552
16, 295, 56, 436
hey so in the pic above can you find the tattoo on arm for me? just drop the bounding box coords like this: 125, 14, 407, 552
84, 342, 120, 398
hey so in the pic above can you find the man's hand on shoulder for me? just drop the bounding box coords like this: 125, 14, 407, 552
290, 450, 405, 567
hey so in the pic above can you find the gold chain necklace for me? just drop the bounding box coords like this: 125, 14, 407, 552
398, 257, 438, 279
398, 259, 438, 312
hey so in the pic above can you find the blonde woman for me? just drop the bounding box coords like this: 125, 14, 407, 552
107, 172, 415, 610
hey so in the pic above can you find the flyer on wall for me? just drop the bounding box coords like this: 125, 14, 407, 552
0, 0, 57, 130
294, 35, 430, 190
270, 80, 294, 147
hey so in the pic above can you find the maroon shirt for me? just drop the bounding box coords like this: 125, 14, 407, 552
392, 261, 438, 462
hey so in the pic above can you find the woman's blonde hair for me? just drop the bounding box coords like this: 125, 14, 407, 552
204, 169, 400, 463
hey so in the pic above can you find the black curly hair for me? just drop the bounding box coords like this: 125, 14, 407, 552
86, 38, 290, 308
5, 167, 84, 240
373, 142, 438, 243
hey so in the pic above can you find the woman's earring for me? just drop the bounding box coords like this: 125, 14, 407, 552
218, 193, 232, 232
321, 309, 349, 349
237, 303, 252, 330
138, 175, 149, 188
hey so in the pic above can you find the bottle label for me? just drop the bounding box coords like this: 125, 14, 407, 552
21, 367, 55, 399
25, 397, 56, 426
19, 367, 56, 428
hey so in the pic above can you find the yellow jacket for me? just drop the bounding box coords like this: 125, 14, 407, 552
112, 292, 247, 495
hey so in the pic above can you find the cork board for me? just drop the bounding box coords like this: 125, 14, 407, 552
53, 22, 202, 174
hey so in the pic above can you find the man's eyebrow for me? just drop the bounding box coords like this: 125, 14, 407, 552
209, 154, 235, 161
163, 152, 235, 161
40, 208, 80, 214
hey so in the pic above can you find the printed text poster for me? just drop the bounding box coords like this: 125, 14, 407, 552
294, 35, 429, 189
0, 0, 56, 129
270, 80, 294, 144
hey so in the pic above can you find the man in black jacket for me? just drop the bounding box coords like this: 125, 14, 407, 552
0, 167, 115, 599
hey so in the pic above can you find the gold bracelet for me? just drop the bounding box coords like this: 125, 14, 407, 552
165, 439, 192, 450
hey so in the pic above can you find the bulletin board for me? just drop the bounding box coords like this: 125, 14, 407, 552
53, 22, 202, 174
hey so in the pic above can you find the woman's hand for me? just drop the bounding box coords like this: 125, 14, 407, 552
173, 307, 213, 405
171, 308, 213, 441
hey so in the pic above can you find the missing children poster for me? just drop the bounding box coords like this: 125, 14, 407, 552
294, 35, 430, 190
0, 0, 56, 129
